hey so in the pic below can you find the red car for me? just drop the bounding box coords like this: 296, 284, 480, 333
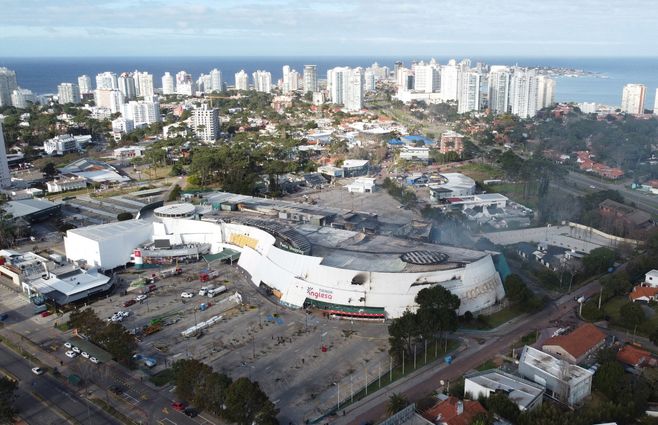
40, 311, 52, 317
123, 299, 136, 307
171, 402, 186, 412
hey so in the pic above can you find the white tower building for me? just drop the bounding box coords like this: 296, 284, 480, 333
510, 68, 539, 119
118, 73, 136, 100
135, 72, 154, 98
458, 71, 481, 114
11, 89, 36, 109
192, 104, 220, 143
329, 67, 350, 105
488, 66, 511, 114
175, 71, 194, 96
78, 75, 93, 94
0, 67, 18, 107
536, 76, 556, 110
0, 123, 11, 188
96, 72, 118, 90
162, 72, 175, 95
345, 68, 365, 111
252, 70, 272, 93
235, 70, 249, 91
621, 84, 646, 114
440, 60, 460, 101
210, 69, 223, 92
303, 65, 318, 93
57, 83, 81, 104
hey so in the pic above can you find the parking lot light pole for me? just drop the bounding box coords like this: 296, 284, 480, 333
333, 382, 340, 410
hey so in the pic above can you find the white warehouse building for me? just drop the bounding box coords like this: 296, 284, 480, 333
63, 210, 505, 319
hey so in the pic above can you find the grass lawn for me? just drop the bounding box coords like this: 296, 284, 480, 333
601, 296, 658, 337
149, 368, 174, 387
476, 359, 498, 371
453, 163, 503, 182
512, 331, 539, 349
482, 305, 525, 329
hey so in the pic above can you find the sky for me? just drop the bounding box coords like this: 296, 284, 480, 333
1, 0, 657, 57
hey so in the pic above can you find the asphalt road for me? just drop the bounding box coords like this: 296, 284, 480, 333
564, 171, 658, 215
0, 344, 117, 425
332, 279, 601, 425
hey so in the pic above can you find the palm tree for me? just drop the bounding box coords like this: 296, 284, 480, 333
386, 393, 409, 416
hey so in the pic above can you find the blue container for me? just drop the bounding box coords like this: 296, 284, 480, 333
444, 355, 453, 364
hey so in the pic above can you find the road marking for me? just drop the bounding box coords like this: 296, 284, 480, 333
162, 418, 177, 425
196, 415, 216, 425
121, 392, 141, 405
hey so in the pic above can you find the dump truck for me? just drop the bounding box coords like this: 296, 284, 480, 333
199, 270, 221, 282
160, 267, 183, 279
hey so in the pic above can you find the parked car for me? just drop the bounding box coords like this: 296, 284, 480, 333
181, 292, 194, 299
135, 295, 148, 302
89, 357, 99, 364
40, 310, 52, 318
81, 352, 90, 359
119, 311, 130, 318
171, 402, 186, 411
65, 350, 77, 358
64, 342, 72, 349
183, 407, 198, 418
31, 367, 44, 375
123, 299, 136, 307
71, 346, 81, 354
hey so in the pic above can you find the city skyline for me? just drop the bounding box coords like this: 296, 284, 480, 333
1, 0, 657, 57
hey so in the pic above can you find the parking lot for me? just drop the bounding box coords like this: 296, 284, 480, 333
76, 259, 392, 423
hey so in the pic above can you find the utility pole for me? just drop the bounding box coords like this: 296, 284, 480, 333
364, 363, 368, 396
413, 344, 417, 370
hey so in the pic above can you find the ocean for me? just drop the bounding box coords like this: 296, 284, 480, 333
1, 56, 657, 108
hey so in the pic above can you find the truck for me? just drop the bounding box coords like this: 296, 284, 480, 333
198, 285, 214, 296
199, 270, 221, 282
206, 286, 227, 298
34, 304, 48, 314
160, 267, 183, 279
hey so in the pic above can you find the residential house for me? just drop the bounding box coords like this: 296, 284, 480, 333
617, 345, 656, 369
599, 199, 653, 238
629, 285, 658, 303
421, 396, 487, 425
541, 323, 606, 364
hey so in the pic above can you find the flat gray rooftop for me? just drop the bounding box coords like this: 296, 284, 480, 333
466, 369, 544, 410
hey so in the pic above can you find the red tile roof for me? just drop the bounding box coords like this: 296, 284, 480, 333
617, 345, 651, 367
422, 397, 487, 425
542, 323, 606, 360
629, 285, 658, 301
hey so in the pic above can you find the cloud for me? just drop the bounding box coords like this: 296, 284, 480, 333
0, 0, 656, 56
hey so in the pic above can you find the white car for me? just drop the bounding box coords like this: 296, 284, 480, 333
119, 311, 130, 318
81, 352, 90, 359
31, 367, 44, 375
65, 350, 77, 358
89, 357, 99, 364
64, 342, 72, 349
111, 315, 123, 322
181, 292, 194, 299
71, 346, 81, 354
135, 295, 148, 302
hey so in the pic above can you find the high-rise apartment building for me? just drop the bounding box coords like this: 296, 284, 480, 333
162, 72, 175, 95
118, 73, 136, 100
252, 70, 272, 93
175, 71, 194, 96
0, 123, 12, 188
621, 84, 646, 114
457, 71, 481, 114
122, 96, 161, 126
235, 70, 249, 91
0, 68, 18, 107
303, 65, 318, 93
192, 104, 220, 143
78, 75, 93, 94
96, 72, 118, 90
329, 67, 350, 104
654, 89, 658, 115
11, 89, 36, 109
95, 89, 125, 113
57, 83, 81, 104
414, 61, 440, 93
345, 68, 365, 111
509, 68, 539, 119
364, 70, 376, 91
135, 72, 154, 97
488, 66, 511, 114
440, 60, 460, 101
210, 69, 222, 92
536, 76, 556, 110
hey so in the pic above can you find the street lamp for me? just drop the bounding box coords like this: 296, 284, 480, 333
333, 382, 340, 410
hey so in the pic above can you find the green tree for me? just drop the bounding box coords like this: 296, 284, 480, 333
482, 392, 520, 423
0, 377, 17, 423
388, 310, 419, 362
167, 184, 182, 202
415, 285, 460, 340
503, 274, 531, 304
386, 393, 409, 415
171, 359, 215, 405
594, 361, 625, 400
583, 247, 616, 275
41, 162, 58, 178
224, 377, 279, 425
619, 302, 645, 329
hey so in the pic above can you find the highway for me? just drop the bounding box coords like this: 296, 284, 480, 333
331, 279, 601, 425
0, 344, 117, 425
563, 171, 658, 216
